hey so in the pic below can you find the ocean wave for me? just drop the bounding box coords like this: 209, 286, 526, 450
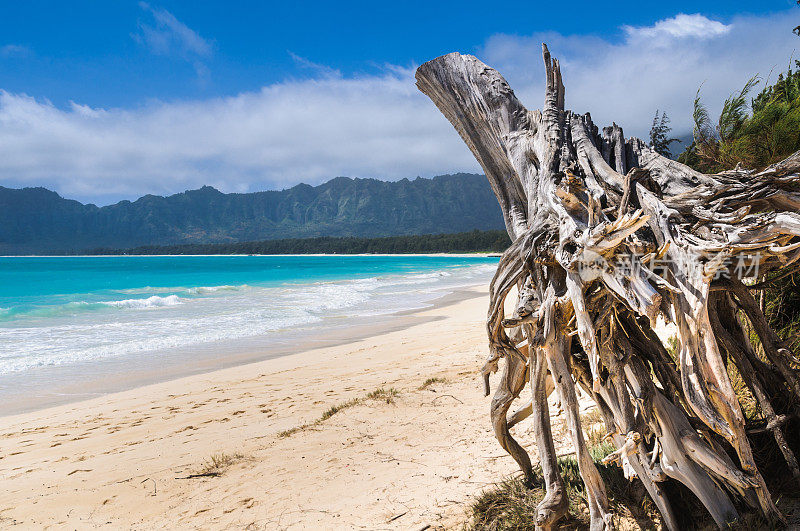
389, 270, 454, 286
0, 300, 98, 321
101, 295, 182, 309
0, 295, 185, 321
411, 271, 452, 279
114, 286, 182, 295
185, 284, 247, 295
115, 284, 248, 296
349, 276, 381, 287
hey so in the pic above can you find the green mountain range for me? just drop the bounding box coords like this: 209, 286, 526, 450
0, 173, 504, 254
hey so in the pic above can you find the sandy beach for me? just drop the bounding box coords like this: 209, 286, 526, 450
0, 290, 592, 529
0, 286, 592, 529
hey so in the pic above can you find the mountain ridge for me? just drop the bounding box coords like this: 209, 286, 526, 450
0, 173, 505, 254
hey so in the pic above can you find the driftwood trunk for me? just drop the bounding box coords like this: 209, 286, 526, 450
416, 45, 800, 529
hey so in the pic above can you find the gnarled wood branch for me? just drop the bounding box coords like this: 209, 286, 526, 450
417, 44, 800, 529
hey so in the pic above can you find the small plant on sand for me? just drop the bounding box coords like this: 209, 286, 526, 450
278, 387, 401, 438
320, 397, 361, 421
580, 408, 604, 427
580, 408, 607, 447
191, 452, 247, 478
419, 377, 448, 390
584, 425, 607, 448
366, 387, 400, 404
277, 425, 305, 438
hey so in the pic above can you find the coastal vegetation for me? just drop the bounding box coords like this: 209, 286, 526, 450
277, 387, 400, 438
193, 452, 248, 478
648, 110, 679, 158
419, 377, 448, 390
679, 62, 800, 172
64, 229, 512, 255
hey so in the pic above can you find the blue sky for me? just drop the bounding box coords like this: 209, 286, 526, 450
0, 1, 797, 204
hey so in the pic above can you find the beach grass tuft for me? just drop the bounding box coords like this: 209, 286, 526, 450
365, 387, 400, 404
194, 452, 247, 477
320, 398, 361, 421
419, 377, 448, 390
580, 408, 604, 426
580, 408, 607, 447
277, 426, 305, 439
278, 387, 401, 438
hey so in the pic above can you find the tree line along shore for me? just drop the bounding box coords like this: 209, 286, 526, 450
54, 229, 512, 256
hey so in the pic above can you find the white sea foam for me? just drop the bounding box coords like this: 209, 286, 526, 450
115, 286, 183, 295
186, 284, 246, 295
115, 284, 247, 296
101, 295, 183, 309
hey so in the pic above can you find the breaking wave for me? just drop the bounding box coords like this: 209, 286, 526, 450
102, 295, 183, 309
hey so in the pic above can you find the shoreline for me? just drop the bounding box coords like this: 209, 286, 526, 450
0, 284, 487, 418
0, 284, 563, 529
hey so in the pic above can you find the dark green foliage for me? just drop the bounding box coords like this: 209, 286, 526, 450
64, 229, 512, 255
679, 64, 800, 172
0, 174, 505, 254
719, 77, 760, 142
649, 110, 679, 158
743, 64, 800, 367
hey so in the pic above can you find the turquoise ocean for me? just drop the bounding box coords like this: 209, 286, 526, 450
0, 255, 498, 413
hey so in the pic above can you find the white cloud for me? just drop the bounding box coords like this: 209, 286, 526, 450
481, 10, 798, 140
623, 14, 730, 41
134, 3, 212, 77
287, 51, 342, 78
0, 44, 31, 58
0, 10, 797, 203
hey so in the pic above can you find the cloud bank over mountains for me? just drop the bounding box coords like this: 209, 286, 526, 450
0, 9, 796, 203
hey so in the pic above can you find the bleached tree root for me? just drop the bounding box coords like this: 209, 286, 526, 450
527, 329, 569, 529
416, 44, 800, 528
490, 348, 535, 483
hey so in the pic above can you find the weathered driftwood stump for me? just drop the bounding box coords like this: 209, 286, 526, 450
416, 45, 800, 530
